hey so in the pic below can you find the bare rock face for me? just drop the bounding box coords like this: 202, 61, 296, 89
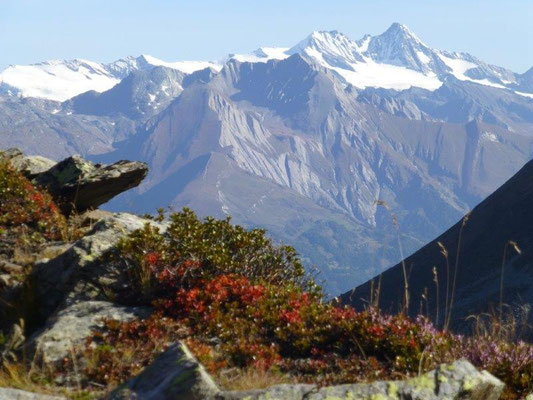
30, 212, 167, 325
29, 300, 150, 364
217, 359, 504, 400
110, 342, 221, 400
32, 155, 148, 215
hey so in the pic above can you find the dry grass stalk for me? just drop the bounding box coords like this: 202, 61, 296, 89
468, 303, 531, 342
499, 240, 521, 325
432, 266, 439, 325
374, 200, 409, 314
437, 241, 449, 329
216, 367, 296, 391
444, 213, 470, 331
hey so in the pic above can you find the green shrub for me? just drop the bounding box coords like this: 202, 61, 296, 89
114, 208, 318, 301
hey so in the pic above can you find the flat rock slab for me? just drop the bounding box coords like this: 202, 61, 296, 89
0, 388, 65, 400
29, 300, 150, 364
217, 359, 504, 400
110, 342, 220, 400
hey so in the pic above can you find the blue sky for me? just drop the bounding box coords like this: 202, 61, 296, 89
1, 0, 532, 72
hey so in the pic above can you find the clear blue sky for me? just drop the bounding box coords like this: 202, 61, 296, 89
1, 0, 532, 73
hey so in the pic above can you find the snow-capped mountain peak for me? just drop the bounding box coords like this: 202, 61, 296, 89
286, 27, 442, 91
288, 30, 365, 68
381, 22, 424, 44
363, 22, 439, 73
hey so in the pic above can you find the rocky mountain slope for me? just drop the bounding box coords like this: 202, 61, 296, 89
1, 24, 533, 294
341, 154, 533, 331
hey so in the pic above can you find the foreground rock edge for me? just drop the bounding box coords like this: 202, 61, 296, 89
0, 358, 507, 400
0, 387, 65, 399
215, 359, 504, 400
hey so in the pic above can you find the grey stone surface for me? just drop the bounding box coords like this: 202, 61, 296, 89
218, 385, 314, 400
217, 359, 504, 400
110, 342, 220, 400
31, 212, 166, 323
0, 388, 65, 400
29, 300, 150, 364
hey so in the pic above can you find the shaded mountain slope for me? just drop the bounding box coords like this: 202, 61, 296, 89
340, 157, 533, 330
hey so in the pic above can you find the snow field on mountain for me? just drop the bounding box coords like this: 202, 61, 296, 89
0, 61, 120, 101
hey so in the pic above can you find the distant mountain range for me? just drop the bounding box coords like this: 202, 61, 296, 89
1, 23, 533, 294
2, 23, 532, 101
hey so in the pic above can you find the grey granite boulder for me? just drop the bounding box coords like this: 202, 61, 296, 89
29, 300, 150, 364
30, 212, 167, 324
0, 388, 65, 400
217, 359, 504, 400
32, 155, 148, 215
110, 342, 221, 400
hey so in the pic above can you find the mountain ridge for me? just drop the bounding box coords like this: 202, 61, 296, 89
2, 23, 532, 102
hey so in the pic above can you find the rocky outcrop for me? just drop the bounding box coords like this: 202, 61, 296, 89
30, 212, 166, 325
32, 155, 148, 215
29, 300, 150, 364
110, 342, 221, 400
218, 359, 504, 400
0, 148, 148, 215
0, 388, 65, 400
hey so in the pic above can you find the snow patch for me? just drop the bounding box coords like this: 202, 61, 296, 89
438, 53, 506, 89
481, 131, 499, 142
305, 46, 442, 91
231, 47, 290, 63
140, 54, 222, 74
516, 91, 533, 99
438, 54, 477, 77
357, 36, 371, 53
416, 51, 431, 65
